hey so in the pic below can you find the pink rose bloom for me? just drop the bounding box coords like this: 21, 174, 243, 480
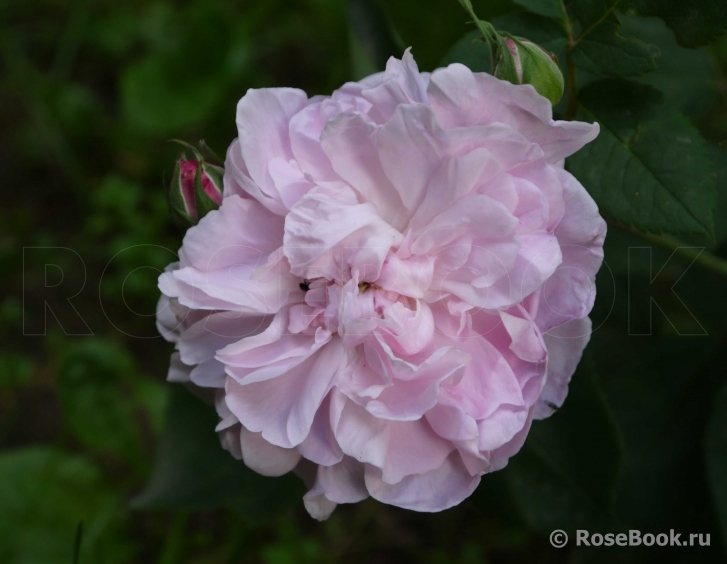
157, 50, 606, 520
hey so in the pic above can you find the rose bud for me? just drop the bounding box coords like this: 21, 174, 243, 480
169, 150, 223, 227
494, 36, 564, 105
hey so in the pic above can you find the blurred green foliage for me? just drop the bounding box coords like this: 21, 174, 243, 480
3, 0, 727, 562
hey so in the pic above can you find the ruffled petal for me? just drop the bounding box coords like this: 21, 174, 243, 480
477, 405, 529, 452
334, 399, 454, 484
224, 337, 346, 448
535, 169, 606, 331
363, 48, 429, 123
177, 312, 270, 366
297, 391, 345, 466
440, 336, 525, 421
239, 427, 301, 476
534, 316, 592, 419
163, 195, 298, 315
284, 184, 404, 282
428, 63, 599, 163
303, 456, 368, 520
321, 113, 408, 229
235, 88, 309, 213
365, 452, 480, 512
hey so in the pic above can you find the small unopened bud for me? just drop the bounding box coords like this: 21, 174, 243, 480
494, 37, 564, 105
169, 142, 224, 228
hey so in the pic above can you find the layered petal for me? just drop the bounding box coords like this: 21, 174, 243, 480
235, 88, 309, 213
284, 184, 403, 282
428, 63, 599, 163
224, 335, 345, 448
534, 316, 592, 419
365, 452, 480, 512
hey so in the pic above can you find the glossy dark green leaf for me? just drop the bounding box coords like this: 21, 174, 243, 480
568, 79, 716, 236
476, 356, 623, 534
0, 447, 131, 564
627, 0, 727, 47
572, 18, 660, 77
132, 385, 304, 522
514, 0, 564, 20
706, 381, 727, 552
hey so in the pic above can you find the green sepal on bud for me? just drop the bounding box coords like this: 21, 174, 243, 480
494, 36, 564, 105
168, 139, 224, 230
457, 0, 564, 106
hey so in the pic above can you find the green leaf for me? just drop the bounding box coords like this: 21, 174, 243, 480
121, 55, 225, 135
627, 0, 727, 47
572, 17, 660, 77
706, 381, 727, 552
514, 0, 564, 20
119, 4, 238, 135
58, 339, 151, 469
568, 0, 620, 30
568, 79, 716, 236
476, 357, 623, 533
620, 14, 716, 120
710, 145, 727, 244
591, 331, 717, 533
347, 0, 402, 73
440, 30, 493, 72
388, 0, 512, 71
0, 353, 32, 389
0, 447, 131, 564
133, 386, 304, 522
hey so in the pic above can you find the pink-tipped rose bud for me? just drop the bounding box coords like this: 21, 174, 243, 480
495, 36, 564, 105
169, 153, 223, 227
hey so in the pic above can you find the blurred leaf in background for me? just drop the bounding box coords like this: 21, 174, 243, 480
133, 386, 304, 522
58, 338, 167, 473
0, 447, 132, 563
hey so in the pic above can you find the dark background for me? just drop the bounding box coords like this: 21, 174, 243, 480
3, 0, 727, 562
